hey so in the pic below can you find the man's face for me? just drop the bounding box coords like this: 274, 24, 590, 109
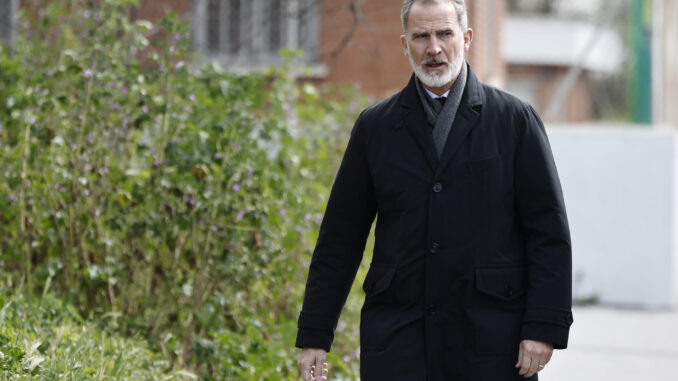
400, 1, 473, 93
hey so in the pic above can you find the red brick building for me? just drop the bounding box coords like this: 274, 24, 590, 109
132, 0, 507, 100
5, 0, 632, 123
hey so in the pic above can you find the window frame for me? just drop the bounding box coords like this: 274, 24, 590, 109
0, 0, 18, 46
192, 0, 319, 70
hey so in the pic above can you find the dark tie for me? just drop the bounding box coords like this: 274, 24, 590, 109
436, 97, 446, 106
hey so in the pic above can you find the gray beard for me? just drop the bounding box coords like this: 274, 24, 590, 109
409, 51, 464, 89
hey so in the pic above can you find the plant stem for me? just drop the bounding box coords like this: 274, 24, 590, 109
19, 120, 32, 293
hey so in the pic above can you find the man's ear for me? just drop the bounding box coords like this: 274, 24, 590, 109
400, 34, 409, 55
464, 28, 473, 51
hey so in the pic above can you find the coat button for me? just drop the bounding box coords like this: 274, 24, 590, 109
426, 304, 437, 315
432, 183, 443, 193
504, 284, 513, 297
430, 242, 440, 254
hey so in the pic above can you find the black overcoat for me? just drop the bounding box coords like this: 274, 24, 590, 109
296, 64, 573, 381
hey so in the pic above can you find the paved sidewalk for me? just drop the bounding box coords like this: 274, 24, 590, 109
539, 306, 678, 380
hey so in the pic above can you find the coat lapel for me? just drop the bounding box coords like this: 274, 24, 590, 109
435, 65, 484, 177
396, 66, 484, 176
398, 74, 439, 171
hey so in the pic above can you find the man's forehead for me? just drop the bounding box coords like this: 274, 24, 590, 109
407, 2, 459, 31
408, 20, 458, 35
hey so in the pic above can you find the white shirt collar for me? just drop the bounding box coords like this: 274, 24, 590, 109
424, 87, 450, 100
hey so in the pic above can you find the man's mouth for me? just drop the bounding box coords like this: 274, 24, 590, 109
424, 62, 447, 70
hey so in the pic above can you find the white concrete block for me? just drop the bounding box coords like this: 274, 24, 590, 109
547, 126, 676, 308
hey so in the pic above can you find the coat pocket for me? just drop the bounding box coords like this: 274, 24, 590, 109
471, 265, 527, 356
360, 264, 397, 352
362, 264, 396, 298
475, 265, 526, 302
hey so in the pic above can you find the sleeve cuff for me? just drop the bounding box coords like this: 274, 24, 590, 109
521, 322, 570, 349
295, 328, 334, 352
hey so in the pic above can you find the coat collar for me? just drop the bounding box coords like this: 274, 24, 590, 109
397, 62, 484, 175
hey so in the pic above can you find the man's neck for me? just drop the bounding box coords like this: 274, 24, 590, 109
423, 81, 454, 97
424, 86, 450, 99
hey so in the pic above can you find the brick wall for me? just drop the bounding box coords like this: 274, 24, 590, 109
136, 0, 192, 22
318, 0, 508, 99
508, 65, 593, 123
95, 0, 509, 100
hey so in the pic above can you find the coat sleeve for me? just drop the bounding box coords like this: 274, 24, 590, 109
295, 113, 377, 352
514, 104, 573, 349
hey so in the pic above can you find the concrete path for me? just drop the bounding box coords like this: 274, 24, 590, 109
539, 306, 678, 380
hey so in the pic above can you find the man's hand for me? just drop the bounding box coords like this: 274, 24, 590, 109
515, 339, 553, 378
298, 348, 329, 381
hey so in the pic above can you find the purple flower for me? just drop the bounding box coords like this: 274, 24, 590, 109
248, 170, 253, 177
175, 61, 184, 70
189, 94, 196, 102
71, 144, 78, 150
112, 103, 120, 111
304, 214, 311, 222
172, 33, 182, 42
84, 69, 93, 78
280, 209, 287, 216
151, 149, 157, 155
236, 211, 244, 221
185, 195, 195, 207
154, 160, 161, 167
158, 65, 165, 72
84, 10, 91, 19
214, 153, 222, 160
232, 142, 239, 148
155, 116, 162, 124
95, 208, 102, 217
198, 219, 204, 225
121, 87, 128, 95
232, 184, 240, 192
302, 261, 310, 269
211, 225, 218, 232
29, 117, 36, 126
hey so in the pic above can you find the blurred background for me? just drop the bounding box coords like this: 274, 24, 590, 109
1, 0, 677, 379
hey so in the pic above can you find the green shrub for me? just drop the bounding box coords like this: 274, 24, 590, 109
0, 287, 197, 380
0, 0, 369, 378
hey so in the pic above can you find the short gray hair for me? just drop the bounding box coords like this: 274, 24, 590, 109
401, 0, 468, 33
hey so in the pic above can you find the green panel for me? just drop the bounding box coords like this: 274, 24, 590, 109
628, 0, 653, 123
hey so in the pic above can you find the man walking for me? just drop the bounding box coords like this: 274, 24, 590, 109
296, 1, 573, 379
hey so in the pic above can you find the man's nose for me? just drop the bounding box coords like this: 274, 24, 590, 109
426, 37, 442, 56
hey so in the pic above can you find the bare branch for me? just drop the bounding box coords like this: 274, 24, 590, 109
320, 0, 363, 60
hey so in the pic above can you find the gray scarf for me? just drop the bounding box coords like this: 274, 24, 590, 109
414, 62, 468, 158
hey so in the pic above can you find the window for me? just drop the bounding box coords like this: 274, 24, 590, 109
0, 0, 17, 46
193, 0, 319, 68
